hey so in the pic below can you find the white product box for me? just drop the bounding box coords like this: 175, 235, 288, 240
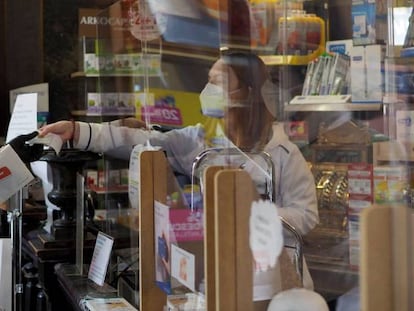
349, 241, 360, 270
114, 54, 133, 73
97, 54, 115, 73
118, 92, 135, 108
395, 110, 414, 143
87, 93, 102, 108
348, 214, 360, 241
396, 110, 414, 143
350, 44, 384, 102
83, 53, 98, 74
100, 93, 118, 108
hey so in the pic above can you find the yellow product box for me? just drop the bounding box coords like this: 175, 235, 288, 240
373, 165, 408, 204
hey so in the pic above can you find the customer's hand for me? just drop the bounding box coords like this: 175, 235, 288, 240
8, 131, 44, 163
38, 120, 74, 143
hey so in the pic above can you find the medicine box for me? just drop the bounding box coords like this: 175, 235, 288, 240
396, 110, 414, 143
384, 57, 414, 99
373, 165, 408, 204
350, 44, 384, 102
351, 0, 387, 46
83, 53, 98, 74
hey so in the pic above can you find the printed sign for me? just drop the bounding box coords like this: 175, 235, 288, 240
128, 0, 166, 41
88, 231, 114, 286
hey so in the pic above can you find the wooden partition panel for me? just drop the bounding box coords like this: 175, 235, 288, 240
204, 166, 224, 311
360, 205, 413, 311
204, 167, 301, 311
214, 169, 255, 311
139, 150, 168, 311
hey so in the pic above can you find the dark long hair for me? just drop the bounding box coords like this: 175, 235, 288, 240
220, 51, 275, 151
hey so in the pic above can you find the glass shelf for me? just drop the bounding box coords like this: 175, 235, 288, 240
285, 103, 383, 112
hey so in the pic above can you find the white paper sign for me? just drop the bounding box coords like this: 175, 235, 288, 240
129, 144, 161, 209
128, 145, 142, 210
9, 83, 48, 113
154, 200, 171, 289
0, 145, 34, 203
88, 231, 114, 286
249, 200, 283, 272
6, 93, 38, 143
171, 243, 195, 291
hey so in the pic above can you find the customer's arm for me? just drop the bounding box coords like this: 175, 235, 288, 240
38, 120, 78, 144
40, 121, 206, 175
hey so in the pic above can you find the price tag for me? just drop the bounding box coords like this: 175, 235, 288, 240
141, 106, 183, 126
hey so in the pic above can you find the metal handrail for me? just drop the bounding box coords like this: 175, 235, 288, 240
191, 147, 303, 281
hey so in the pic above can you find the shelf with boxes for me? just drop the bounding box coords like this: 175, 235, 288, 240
85, 157, 129, 195
71, 60, 163, 117
73, 33, 165, 118
83, 156, 136, 233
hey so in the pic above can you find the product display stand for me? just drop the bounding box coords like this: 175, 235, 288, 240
360, 204, 414, 311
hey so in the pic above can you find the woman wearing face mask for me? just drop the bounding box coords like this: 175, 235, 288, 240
38, 51, 319, 289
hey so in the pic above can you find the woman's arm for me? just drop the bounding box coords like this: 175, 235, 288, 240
275, 147, 319, 236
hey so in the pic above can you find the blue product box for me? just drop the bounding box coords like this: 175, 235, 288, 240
351, 0, 387, 46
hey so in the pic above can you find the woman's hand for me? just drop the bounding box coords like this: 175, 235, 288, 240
38, 120, 76, 143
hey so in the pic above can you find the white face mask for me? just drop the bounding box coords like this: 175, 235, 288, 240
199, 83, 248, 118
199, 83, 227, 118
